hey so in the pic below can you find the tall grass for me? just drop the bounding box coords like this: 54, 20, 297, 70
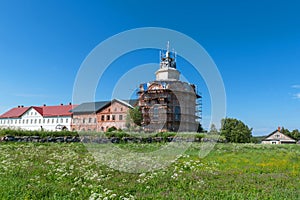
0, 143, 299, 199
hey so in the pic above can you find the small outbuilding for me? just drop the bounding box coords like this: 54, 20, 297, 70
262, 127, 296, 144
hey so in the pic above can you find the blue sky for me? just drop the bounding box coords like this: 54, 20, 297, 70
0, 0, 299, 135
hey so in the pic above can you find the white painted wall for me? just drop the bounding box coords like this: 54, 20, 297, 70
0, 107, 72, 131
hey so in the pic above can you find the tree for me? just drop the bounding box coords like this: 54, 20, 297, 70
209, 123, 219, 134
281, 127, 290, 135
197, 123, 204, 133
290, 129, 300, 140
220, 118, 252, 143
282, 127, 300, 140
129, 106, 143, 126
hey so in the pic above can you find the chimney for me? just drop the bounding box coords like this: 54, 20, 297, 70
43, 104, 46, 106
17, 105, 20, 108
69, 102, 72, 105
61, 103, 63, 106
21, 105, 24, 108
278, 126, 281, 132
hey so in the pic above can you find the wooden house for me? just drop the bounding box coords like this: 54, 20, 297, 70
262, 127, 296, 144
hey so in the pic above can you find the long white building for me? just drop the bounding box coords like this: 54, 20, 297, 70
0, 104, 77, 131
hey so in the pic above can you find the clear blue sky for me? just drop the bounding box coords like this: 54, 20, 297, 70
0, 0, 299, 135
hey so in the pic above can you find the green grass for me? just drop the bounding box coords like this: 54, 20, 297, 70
0, 142, 299, 199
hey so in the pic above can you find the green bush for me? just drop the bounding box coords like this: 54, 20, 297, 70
106, 126, 117, 132
0, 128, 78, 138
105, 131, 130, 138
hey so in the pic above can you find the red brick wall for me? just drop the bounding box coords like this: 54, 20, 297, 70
97, 101, 130, 132
71, 101, 131, 132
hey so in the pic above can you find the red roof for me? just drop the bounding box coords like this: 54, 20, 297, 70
0, 107, 30, 118
42, 105, 76, 117
0, 104, 78, 118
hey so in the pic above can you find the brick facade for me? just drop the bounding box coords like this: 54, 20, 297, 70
71, 99, 135, 132
96, 101, 131, 132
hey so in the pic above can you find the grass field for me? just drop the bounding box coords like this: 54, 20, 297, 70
0, 142, 299, 199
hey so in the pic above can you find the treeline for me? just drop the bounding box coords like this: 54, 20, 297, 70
280, 127, 300, 140
209, 118, 300, 143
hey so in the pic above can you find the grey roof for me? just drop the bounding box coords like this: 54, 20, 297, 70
71, 99, 138, 114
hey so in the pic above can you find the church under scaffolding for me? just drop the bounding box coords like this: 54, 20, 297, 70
138, 43, 201, 132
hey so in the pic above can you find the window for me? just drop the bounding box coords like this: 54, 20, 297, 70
26, 119, 28, 124
52, 119, 54, 123
22, 119, 25, 124
89, 118, 92, 123
43, 119, 45, 124
47, 119, 50, 124
83, 118, 85, 124
153, 105, 158, 121
120, 107, 123, 112
112, 115, 115, 121
61, 118, 63, 123
66, 118, 68, 123
94, 118, 97, 123
119, 115, 123, 121
56, 118, 59, 123
174, 106, 181, 121
35, 112, 37, 115
31, 119, 33, 124
34, 119, 37, 124
106, 115, 110, 121
39, 119, 41, 124
114, 108, 117, 112
101, 115, 105, 121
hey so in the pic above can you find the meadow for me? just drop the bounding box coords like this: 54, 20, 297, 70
0, 142, 299, 200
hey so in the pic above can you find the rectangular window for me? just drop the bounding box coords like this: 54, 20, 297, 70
39, 119, 41, 124
119, 115, 123, 121
106, 115, 110, 121
43, 119, 45, 124
52, 119, 54, 123
61, 118, 63, 123
89, 118, 92, 123
34, 119, 37, 124
101, 115, 104, 121
174, 106, 181, 121
26, 119, 28, 124
83, 118, 85, 124
31, 119, 33, 124
153, 105, 158, 121
56, 118, 59, 123
94, 118, 97, 123
66, 118, 68, 123
112, 115, 115, 121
